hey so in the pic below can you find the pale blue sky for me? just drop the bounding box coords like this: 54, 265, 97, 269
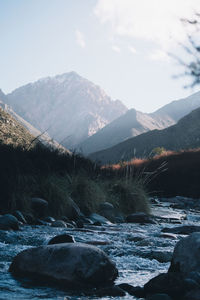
1, 0, 200, 112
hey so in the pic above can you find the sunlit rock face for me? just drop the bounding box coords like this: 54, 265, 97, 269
5, 72, 127, 149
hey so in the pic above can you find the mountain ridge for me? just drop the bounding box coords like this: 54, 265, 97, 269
89, 107, 200, 164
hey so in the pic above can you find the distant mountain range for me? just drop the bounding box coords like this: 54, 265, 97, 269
1, 72, 200, 158
4, 72, 127, 148
89, 107, 200, 164
79, 91, 200, 154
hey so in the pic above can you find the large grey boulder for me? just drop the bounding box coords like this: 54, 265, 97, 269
0, 214, 19, 230
9, 243, 118, 287
169, 232, 200, 273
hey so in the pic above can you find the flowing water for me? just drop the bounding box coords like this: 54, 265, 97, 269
0, 202, 199, 300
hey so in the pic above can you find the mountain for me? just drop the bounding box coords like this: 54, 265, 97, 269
0, 90, 68, 151
78, 108, 168, 154
89, 107, 200, 164
79, 91, 200, 154
5, 72, 127, 148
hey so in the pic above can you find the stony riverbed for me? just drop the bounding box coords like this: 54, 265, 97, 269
0, 198, 200, 300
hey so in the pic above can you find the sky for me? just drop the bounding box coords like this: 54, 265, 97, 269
1, 0, 200, 112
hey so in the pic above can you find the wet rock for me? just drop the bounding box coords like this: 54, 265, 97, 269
60, 216, 70, 223
146, 294, 172, 300
23, 213, 36, 225
99, 202, 124, 223
13, 211, 27, 224
48, 234, 75, 245
9, 243, 118, 287
43, 216, 55, 223
150, 250, 172, 263
162, 225, 200, 235
144, 272, 185, 298
169, 232, 200, 273
75, 219, 84, 228
126, 212, 156, 224
0, 214, 19, 230
31, 197, 48, 218
36, 219, 49, 226
95, 285, 126, 297
51, 220, 67, 228
184, 289, 200, 300
118, 283, 145, 297
93, 221, 102, 226
89, 213, 112, 225
160, 233, 177, 239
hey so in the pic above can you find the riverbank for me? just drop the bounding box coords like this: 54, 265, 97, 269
1, 196, 200, 299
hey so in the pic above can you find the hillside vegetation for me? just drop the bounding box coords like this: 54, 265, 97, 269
105, 148, 200, 198
0, 107, 36, 148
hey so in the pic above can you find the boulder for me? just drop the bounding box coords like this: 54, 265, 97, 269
31, 198, 48, 218
95, 285, 126, 297
118, 283, 145, 297
48, 234, 75, 245
51, 220, 67, 228
99, 202, 125, 223
162, 225, 200, 235
9, 243, 118, 287
144, 272, 185, 298
13, 211, 27, 224
126, 212, 156, 224
0, 214, 19, 230
23, 213, 36, 225
43, 216, 55, 223
89, 213, 112, 225
169, 232, 200, 273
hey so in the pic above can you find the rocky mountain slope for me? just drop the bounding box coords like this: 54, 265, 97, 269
89, 107, 200, 164
0, 106, 36, 148
5, 72, 127, 148
0, 90, 68, 151
79, 91, 200, 154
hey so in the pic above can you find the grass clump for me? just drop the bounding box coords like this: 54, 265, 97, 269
105, 179, 150, 215
70, 173, 106, 215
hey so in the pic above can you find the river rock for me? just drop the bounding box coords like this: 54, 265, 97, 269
95, 285, 126, 297
31, 197, 48, 218
144, 272, 185, 298
126, 212, 156, 224
118, 283, 145, 297
48, 234, 75, 245
99, 202, 124, 223
169, 232, 200, 273
162, 225, 200, 235
89, 213, 112, 225
51, 220, 67, 228
13, 211, 27, 224
9, 243, 118, 287
43, 216, 55, 223
0, 214, 19, 230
